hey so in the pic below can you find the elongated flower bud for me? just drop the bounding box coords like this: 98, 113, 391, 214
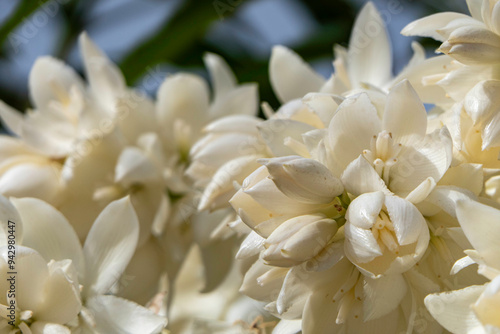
262, 214, 338, 267
260, 156, 344, 204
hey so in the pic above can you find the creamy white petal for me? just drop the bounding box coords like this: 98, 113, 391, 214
439, 163, 483, 195
244, 177, 322, 215
258, 119, 315, 157
11, 197, 84, 276
347, 2, 392, 88
344, 223, 383, 264
79, 32, 125, 112
425, 285, 485, 334
236, 231, 265, 260
457, 199, 500, 271
302, 93, 339, 127
482, 109, 500, 149
114, 147, 159, 186
28, 56, 84, 110
467, 0, 483, 21
35, 264, 81, 324
383, 80, 427, 142
385, 196, 425, 246
401, 12, 474, 41
198, 155, 261, 212
0, 163, 63, 204
345, 191, 385, 229
0, 194, 22, 246
210, 84, 258, 119
390, 127, 452, 196
328, 93, 382, 172
203, 52, 237, 99
240, 261, 287, 302
2, 246, 48, 312
341, 155, 391, 197
87, 295, 166, 334
269, 46, 325, 103
30, 322, 71, 334
0, 101, 23, 136
451, 255, 477, 275
262, 156, 343, 204
156, 73, 209, 135
116, 92, 157, 144
83, 197, 139, 297
363, 274, 407, 321
192, 133, 262, 166
202, 114, 261, 134
405, 177, 436, 204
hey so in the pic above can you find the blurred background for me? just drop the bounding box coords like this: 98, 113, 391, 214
0, 0, 469, 113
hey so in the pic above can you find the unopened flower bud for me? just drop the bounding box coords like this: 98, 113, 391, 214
260, 156, 344, 204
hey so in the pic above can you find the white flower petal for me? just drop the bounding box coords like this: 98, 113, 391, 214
236, 231, 265, 260
11, 198, 84, 276
30, 322, 71, 334
156, 73, 209, 135
240, 261, 287, 302
262, 156, 343, 204
362, 274, 407, 321
87, 295, 166, 334
405, 177, 436, 204
244, 177, 321, 215
328, 93, 382, 172
0, 163, 63, 204
83, 197, 139, 297
202, 114, 261, 134
347, 2, 392, 88
439, 163, 483, 195
79, 32, 125, 112
401, 12, 473, 41
346, 191, 385, 229
341, 155, 391, 197
1, 246, 48, 312
258, 119, 315, 157
0, 194, 22, 246
0, 101, 23, 136
114, 147, 159, 186
28, 56, 84, 110
467, 0, 483, 21
116, 93, 157, 144
192, 133, 262, 166
390, 127, 452, 197
210, 84, 258, 119
451, 256, 477, 275
385, 196, 425, 246
425, 285, 485, 334
302, 93, 339, 127
457, 199, 500, 271
344, 223, 383, 264
383, 80, 427, 142
203, 52, 237, 99
35, 264, 81, 324
269, 46, 325, 103
427, 186, 476, 218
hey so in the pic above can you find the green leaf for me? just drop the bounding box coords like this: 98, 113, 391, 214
120, 0, 231, 85
0, 0, 51, 52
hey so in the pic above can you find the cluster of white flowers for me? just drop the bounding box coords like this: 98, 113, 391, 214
1, 1, 500, 333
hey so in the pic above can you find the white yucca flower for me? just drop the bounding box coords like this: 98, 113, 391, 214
425, 199, 500, 334
403, 0, 500, 65
0, 195, 167, 333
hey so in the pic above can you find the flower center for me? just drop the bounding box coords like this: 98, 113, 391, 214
0, 304, 34, 333
371, 210, 400, 255
362, 130, 402, 184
